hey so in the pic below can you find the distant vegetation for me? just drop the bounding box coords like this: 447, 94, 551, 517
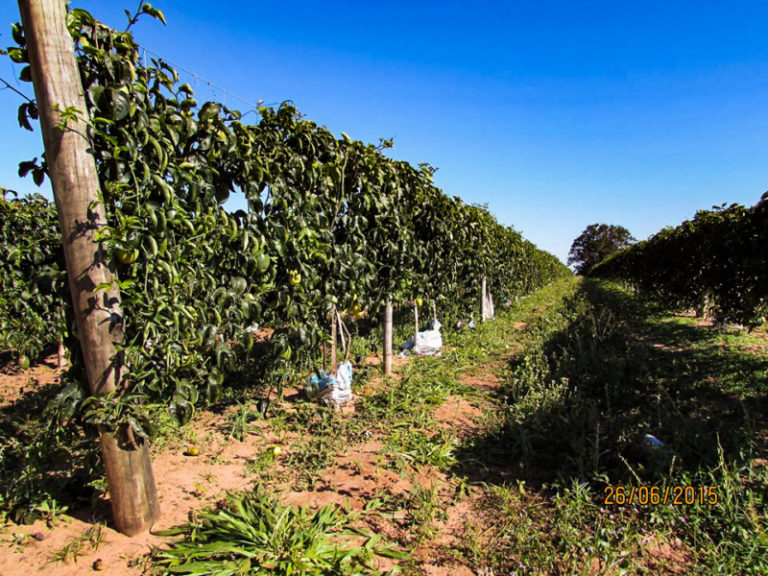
568, 223, 635, 275
591, 195, 768, 328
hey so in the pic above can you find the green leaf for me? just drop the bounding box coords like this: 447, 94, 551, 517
18, 65, 32, 83
11, 22, 25, 46
142, 3, 167, 25
110, 89, 131, 121
7, 47, 26, 63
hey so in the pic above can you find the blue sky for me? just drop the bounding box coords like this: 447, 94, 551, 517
2, 1, 768, 263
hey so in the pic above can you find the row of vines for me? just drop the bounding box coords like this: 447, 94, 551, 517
591, 194, 768, 328
0, 191, 66, 364
0, 4, 569, 439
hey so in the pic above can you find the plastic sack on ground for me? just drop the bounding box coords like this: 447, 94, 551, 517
402, 319, 443, 356
306, 361, 353, 407
332, 361, 353, 405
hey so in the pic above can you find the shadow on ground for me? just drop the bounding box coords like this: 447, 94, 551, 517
451, 280, 768, 488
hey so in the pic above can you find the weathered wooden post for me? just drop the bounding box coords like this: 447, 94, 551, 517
18, 0, 160, 535
480, 275, 487, 321
330, 305, 338, 372
57, 339, 66, 368
413, 300, 419, 348
383, 299, 393, 375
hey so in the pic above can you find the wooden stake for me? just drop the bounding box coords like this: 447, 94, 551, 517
414, 302, 419, 347
19, 0, 159, 536
331, 306, 338, 372
481, 275, 487, 321
57, 339, 65, 369
383, 299, 393, 375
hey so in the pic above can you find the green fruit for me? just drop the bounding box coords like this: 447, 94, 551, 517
255, 252, 271, 273
115, 247, 139, 265
416, 296, 423, 307
18, 355, 30, 370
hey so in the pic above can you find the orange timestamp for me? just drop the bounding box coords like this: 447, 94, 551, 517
603, 485, 718, 506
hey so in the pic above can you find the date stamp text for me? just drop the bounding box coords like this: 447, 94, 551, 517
603, 485, 718, 506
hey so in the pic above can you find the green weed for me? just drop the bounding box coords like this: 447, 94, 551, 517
50, 524, 104, 564
225, 402, 264, 441
153, 486, 405, 575
452, 277, 768, 574
385, 428, 457, 470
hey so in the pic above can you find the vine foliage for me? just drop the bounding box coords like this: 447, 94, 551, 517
591, 195, 768, 328
2, 4, 570, 435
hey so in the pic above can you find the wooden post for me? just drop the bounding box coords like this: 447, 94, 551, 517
19, 0, 160, 535
481, 275, 487, 321
57, 339, 66, 369
383, 299, 393, 375
330, 305, 338, 372
413, 302, 419, 347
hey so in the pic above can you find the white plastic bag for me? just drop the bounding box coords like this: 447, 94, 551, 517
412, 319, 443, 356
306, 361, 353, 408
482, 284, 495, 320
331, 361, 353, 406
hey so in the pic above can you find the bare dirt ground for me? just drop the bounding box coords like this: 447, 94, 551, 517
0, 353, 495, 576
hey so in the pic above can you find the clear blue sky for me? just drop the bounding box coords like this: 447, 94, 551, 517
2, 1, 768, 263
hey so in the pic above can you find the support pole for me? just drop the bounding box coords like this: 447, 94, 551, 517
331, 305, 338, 372
414, 302, 419, 347
481, 275, 487, 321
19, 0, 159, 535
57, 339, 66, 369
383, 299, 393, 375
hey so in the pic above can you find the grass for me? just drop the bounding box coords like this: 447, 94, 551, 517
397, 481, 444, 544
50, 523, 104, 564
224, 401, 265, 441
450, 277, 768, 574
152, 486, 405, 576
384, 427, 458, 470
